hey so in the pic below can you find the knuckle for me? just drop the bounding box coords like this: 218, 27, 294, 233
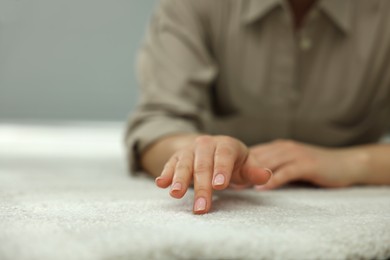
194, 186, 211, 195
274, 139, 295, 148
216, 135, 234, 143
176, 149, 190, 159
215, 146, 235, 158
163, 162, 173, 171
214, 163, 230, 174
172, 176, 185, 183
175, 163, 192, 174
195, 162, 212, 174
273, 139, 286, 144
195, 135, 213, 145
284, 140, 296, 148
170, 153, 180, 163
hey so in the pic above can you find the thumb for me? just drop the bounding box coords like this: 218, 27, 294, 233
240, 154, 273, 185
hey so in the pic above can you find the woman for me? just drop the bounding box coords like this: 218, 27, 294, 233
126, 0, 390, 214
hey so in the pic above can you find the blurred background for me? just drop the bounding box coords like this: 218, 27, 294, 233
0, 0, 157, 122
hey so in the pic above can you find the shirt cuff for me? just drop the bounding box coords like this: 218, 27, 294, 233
125, 118, 199, 175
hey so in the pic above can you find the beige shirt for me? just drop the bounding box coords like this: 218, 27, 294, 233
126, 0, 390, 172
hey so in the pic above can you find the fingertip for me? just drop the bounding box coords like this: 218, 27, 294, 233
263, 168, 273, 183
249, 167, 273, 185
193, 196, 209, 215
212, 173, 228, 190
264, 168, 274, 177
155, 177, 161, 186
169, 182, 187, 199
169, 189, 186, 199
155, 176, 170, 189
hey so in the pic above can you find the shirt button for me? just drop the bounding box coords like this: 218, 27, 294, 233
300, 37, 312, 51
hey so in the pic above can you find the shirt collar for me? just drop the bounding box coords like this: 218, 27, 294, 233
241, 0, 353, 34
241, 0, 282, 25
320, 0, 353, 34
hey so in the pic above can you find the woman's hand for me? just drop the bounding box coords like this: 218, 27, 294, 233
250, 140, 368, 190
155, 135, 273, 214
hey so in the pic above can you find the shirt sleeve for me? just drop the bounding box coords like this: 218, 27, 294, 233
125, 0, 217, 174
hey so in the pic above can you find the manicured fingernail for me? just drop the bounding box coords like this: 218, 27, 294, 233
171, 182, 182, 191
264, 168, 273, 176
194, 197, 207, 212
213, 174, 225, 186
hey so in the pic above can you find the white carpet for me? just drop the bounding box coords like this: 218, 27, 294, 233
0, 122, 390, 260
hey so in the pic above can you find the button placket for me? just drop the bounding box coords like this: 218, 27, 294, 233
270, 15, 296, 104
290, 7, 321, 140
298, 8, 318, 52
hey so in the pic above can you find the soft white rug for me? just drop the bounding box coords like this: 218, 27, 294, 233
0, 122, 389, 260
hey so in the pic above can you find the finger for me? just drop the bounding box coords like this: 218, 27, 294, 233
255, 150, 296, 172
193, 136, 215, 214
156, 156, 178, 188
212, 142, 238, 190
250, 141, 295, 171
249, 140, 285, 157
238, 155, 273, 185
169, 149, 194, 199
256, 164, 301, 190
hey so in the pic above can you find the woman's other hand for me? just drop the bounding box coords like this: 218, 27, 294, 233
250, 140, 368, 190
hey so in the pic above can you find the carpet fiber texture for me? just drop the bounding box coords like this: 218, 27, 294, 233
0, 123, 389, 260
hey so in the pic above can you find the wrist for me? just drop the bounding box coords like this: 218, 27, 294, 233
343, 148, 371, 185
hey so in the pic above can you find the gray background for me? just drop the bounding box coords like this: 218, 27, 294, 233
0, 0, 157, 121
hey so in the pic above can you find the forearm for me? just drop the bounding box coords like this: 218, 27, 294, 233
140, 134, 201, 178
346, 144, 390, 185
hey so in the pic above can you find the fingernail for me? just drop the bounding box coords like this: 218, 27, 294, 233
155, 177, 162, 184
171, 182, 182, 191
264, 168, 273, 176
194, 197, 207, 212
213, 174, 225, 186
